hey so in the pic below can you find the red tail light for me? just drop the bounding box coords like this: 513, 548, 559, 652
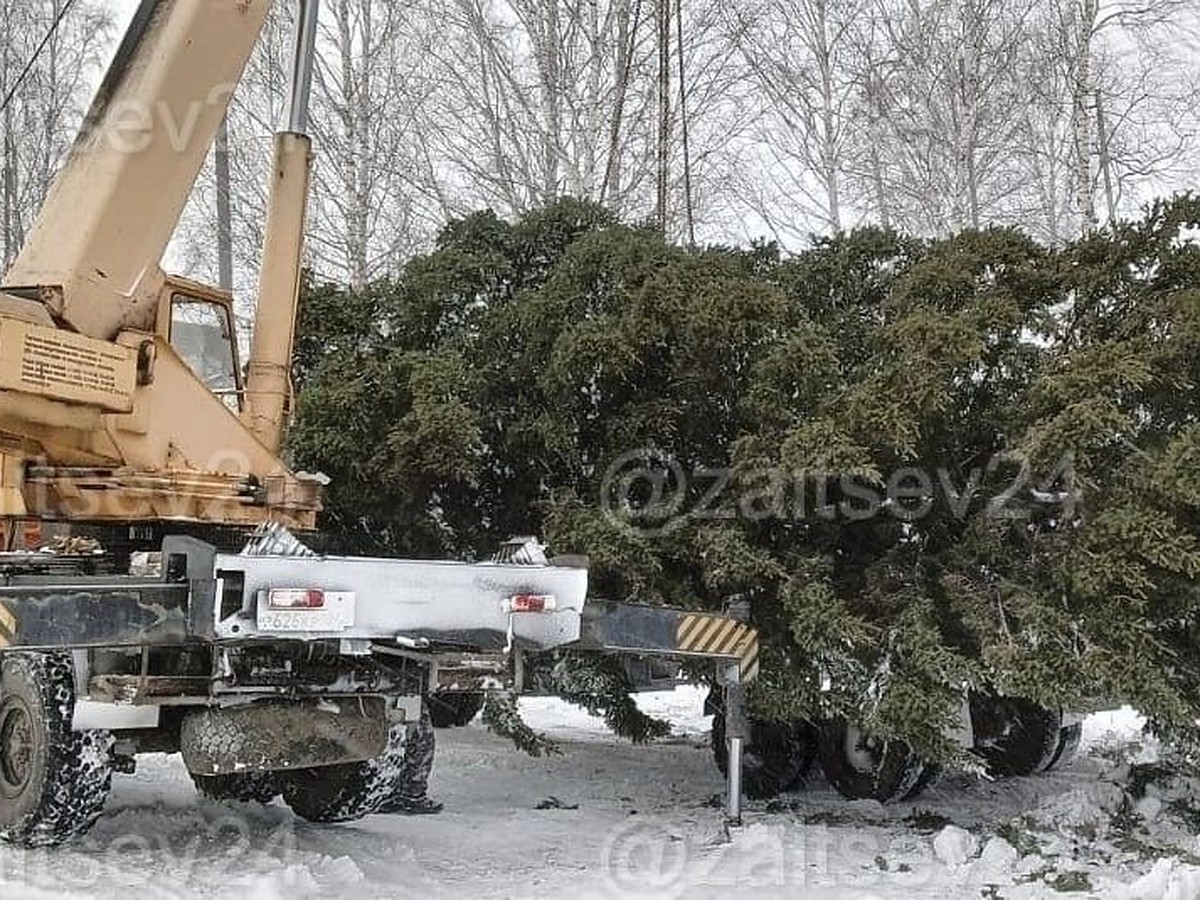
505, 593, 557, 613
268, 589, 326, 610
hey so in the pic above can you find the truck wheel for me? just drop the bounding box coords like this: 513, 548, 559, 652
818, 719, 932, 803
428, 692, 484, 729
282, 723, 407, 823
0, 652, 115, 848
191, 771, 280, 804
711, 710, 817, 800
969, 694, 1062, 777
1046, 722, 1082, 771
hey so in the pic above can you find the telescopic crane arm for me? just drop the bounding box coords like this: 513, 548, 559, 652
6, 0, 272, 341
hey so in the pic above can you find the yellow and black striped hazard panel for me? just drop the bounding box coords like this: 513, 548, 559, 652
676, 613, 759, 683
0, 602, 17, 648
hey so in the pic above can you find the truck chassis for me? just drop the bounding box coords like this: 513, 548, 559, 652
0, 534, 759, 846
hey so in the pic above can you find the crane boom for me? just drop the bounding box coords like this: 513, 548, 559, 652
6, 0, 272, 342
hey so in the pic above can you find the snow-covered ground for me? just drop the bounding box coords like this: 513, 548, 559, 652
3, 689, 1199, 899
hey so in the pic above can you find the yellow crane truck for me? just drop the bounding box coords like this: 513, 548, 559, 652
0, 0, 759, 847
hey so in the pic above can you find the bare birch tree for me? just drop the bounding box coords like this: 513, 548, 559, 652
1014, 0, 1199, 236
412, 0, 750, 239
416, 0, 652, 214
721, 0, 867, 240
173, 1, 444, 294
849, 0, 1041, 235
0, 0, 113, 267
140, 0, 1200, 279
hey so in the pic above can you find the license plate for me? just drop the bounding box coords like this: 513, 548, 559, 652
256, 591, 356, 633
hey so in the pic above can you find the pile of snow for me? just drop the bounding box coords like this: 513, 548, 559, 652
932, 824, 977, 866
1124, 859, 1200, 900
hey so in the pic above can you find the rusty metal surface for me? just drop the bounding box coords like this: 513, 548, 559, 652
431, 653, 509, 692
88, 675, 212, 704
20, 465, 320, 532
0, 579, 190, 650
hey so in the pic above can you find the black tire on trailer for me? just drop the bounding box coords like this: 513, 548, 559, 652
281, 722, 408, 824
1044, 721, 1083, 772
427, 691, 484, 729
191, 771, 280, 804
711, 710, 818, 800
908, 761, 941, 797
969, 694, 1062, 778
818, 718, 932, 803
0, 651, 116, 848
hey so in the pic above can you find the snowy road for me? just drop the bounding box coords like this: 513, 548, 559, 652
3, 689, 1199, 899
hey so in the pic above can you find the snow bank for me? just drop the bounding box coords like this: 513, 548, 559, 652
3, 696, 1196, 900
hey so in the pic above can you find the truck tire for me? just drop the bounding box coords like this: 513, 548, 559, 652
382, 703, 436, 807
969, 694, 1062, 777
181, 699, 388, 777
191, 772, 280, 804
1046, 722, 1082, 771
428, 691, 484, 729
0, 652, 115, 848
818, 719, 932, 803
710, 710, 817, 800
282, 722, 409, 823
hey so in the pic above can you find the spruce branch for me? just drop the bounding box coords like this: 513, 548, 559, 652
481, 694, 561, 757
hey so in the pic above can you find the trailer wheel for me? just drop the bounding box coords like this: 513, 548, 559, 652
969, 694, 1062, 777
191, 772, 280, 805
428, 692, 484, 729
1046, 722, 1082, 771
281, 723, 407, 823
710, 710, 817, 800
0, 652, 115, 848
818, 719, 932, 803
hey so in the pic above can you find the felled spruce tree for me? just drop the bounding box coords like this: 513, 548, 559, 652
731, 227, 1064, 763
1005, 196, 1200, 748
289, 196, 1200, 761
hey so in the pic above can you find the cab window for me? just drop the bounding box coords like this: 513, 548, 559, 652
170, 296, 241, 411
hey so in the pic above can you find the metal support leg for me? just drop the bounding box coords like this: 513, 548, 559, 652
722, 597, 752, 827
723, 661, 747, 827
727, 732, 744, 825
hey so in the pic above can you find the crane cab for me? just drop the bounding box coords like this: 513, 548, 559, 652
157, 276, 244, 414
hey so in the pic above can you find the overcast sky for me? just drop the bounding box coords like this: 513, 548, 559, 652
105, 0, 141, 69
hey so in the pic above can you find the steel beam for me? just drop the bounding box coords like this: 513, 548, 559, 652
0, 580, 189, 650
